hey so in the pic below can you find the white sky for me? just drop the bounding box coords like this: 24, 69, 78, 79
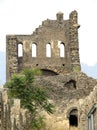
0, 0, 97, 66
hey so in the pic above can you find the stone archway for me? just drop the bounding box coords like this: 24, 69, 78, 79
41, 69, 58, 76
67, 108, 78, 130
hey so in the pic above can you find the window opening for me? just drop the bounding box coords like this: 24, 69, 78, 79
18, 44, 23, 57
46, 43, 51, 57
64, 79, 76, 89
60, 42, 65, 57
32, 43, 37, 57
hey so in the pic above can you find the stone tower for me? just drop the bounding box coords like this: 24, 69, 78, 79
6, 10, 80, 80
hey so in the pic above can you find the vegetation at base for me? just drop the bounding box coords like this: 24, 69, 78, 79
5, 69, 55, 130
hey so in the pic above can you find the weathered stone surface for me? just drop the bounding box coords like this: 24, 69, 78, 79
34, 72, 97, 130
6, 11, 81, 81
0, 88, 28, 130
4, 10, 97, 130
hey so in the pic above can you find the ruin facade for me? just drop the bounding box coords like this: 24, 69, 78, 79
3, 10, 97, 130
6, 10, 80, 80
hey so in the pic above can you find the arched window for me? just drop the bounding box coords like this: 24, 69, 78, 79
32, 43, 37, 57
60, 42, 65, 57
18, 43, 23, 57
46, 43, 51, 57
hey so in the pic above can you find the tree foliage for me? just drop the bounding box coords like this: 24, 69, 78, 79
5, 69, 54, 129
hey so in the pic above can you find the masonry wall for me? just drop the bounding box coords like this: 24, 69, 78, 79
5, 10, 97, 130
0, 89, 29, 130
34, 72, 97, 130
6, 11, 81, 80
1, 72, 97, 130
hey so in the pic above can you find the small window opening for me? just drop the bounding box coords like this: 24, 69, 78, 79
32, 43, 37, 57
18, 44, 23, 57
62, 64, 65, 66
36, 64, 38, 66
60, 42, 65, 57
64, 79, 76, 89
46, 43, 51, 57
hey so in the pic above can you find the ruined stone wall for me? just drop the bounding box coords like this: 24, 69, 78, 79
5, 10, 97, 130
1, 72, 97, 130
6, 11, 81, 80
6, 36, 18, 81
78, 85, 97, 130
69, 11, 80, 71
34, 72, 97, 130
0, 89, 29, 130
35, 72, 97, 102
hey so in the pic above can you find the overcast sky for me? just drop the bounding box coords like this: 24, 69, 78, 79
0, 0, 97, 66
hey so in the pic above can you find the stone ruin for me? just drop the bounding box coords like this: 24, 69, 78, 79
6, 10, 80, 80
0, 88, 29, 130
0, 10, 97, 130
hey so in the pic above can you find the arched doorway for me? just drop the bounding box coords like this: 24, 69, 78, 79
68, 109, 78, 130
